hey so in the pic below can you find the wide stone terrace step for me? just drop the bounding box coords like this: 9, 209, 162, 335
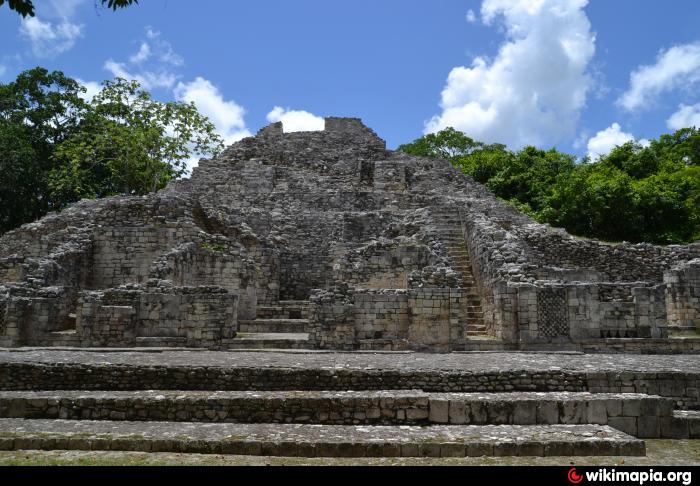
238, 320, 308, 333
0, 391, 674, 437
0, 419, 644, 457
225, 333, 311, 350
1, 351, 698, 410
666, 410, 700, 439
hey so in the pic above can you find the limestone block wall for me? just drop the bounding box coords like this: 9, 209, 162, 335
0, 257, 26, 283
353, 290, 409, 343
0, 287, 76, 346
76, 287, 237, 348
665, 260, 700, 329
251, 245, 280, 306
407, 288, 461, 352
308, 288, 356, 350
332, 239, 437, 290
460, 212, 523, 341
150, 241, 257, 320
92, 223, 200, 289
511, 283, 667, 343
309, 287, 466, 352
518, 228, 700, 284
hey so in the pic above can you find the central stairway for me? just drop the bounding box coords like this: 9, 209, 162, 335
430, 206, 488, 338
228, 300, 312, 350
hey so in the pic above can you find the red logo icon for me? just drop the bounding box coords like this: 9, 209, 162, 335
568, 468, 584, 484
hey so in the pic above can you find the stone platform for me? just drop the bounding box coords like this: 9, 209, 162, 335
0, 420, 644, 457
0, 349, 698, 459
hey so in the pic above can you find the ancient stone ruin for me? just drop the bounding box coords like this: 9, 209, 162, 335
1, 117, 699, 352
1, 118, 699, 461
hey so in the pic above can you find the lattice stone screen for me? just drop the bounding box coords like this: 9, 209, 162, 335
537, 288, 570, 338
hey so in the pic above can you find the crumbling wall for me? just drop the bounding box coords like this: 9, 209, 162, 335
309, 287, 467, 352
332, 238, 437, 290
518, 229, 700, 283
665, 260, 700, 329
150, 239, 257, 320
77, 285, 237, 348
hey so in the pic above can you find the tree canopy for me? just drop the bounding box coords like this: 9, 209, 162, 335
399, 128, 700, 245
0, 0, 138, 17
0, 67, 224, 235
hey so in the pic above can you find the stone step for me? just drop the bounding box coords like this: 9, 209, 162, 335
0, 419, 645, 457
278, 301, 310, 307
664, 410, 700, 439
0, 391, 673, 433
134, 337, 188, 347
238, 319, 308, 333
257, 303, 309, 320
226, 333, 311, 350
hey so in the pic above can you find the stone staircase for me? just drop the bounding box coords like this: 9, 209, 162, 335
228, 300, 311, 350
2, 388, 681, 457
430, 207, 488, 338
1, 353, 699, 458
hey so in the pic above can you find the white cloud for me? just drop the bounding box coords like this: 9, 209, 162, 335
104, 59, 178, 90
143, 28, 183, 67
425, 0, 595, 149
266, 107, 325, 132
466, 9, 478, 23
47, 0, 86, 18
102, 28, 183, 91
618, 42, 700, 112
76, 78, 102, 102
174, 77, 251, 147
586, 123, 634, 159
667, 103, 700, 130
129, 42, 151, 64
19, 17, 83, 57
0, 65, 6, 78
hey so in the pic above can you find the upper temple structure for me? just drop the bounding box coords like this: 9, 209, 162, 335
0, 117, 698, 352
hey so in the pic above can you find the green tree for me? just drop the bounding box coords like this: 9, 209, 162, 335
1, 0, 138, 17
0, 67, 87, 232
0, 68, 224, 235
400, 127, 700, 245
50, 78, 224, 202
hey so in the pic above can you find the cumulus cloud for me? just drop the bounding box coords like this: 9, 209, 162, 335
466, 9, 478, 23
667, 103, 700, 130
104, 59, 178, 90
76, 78, 102, 102
103, 28, 183, 91
266, 107, 325, 132
19, 16, 83, 57
174, 77, 251, 146
618, 42, 700, 112
586, 123, 636, 159
129, 42, 152, 64
47, 0, 86, 18
425, 0, 596, 149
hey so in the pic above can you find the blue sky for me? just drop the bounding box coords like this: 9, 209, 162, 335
2, 0, 700, 162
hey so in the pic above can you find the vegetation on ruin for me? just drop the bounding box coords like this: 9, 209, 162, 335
400, 128, 700, 245
0, 68, 224, 235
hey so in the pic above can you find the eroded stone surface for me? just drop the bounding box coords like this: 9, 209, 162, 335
0, 419, 645, 457
0, 118, 697, 352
